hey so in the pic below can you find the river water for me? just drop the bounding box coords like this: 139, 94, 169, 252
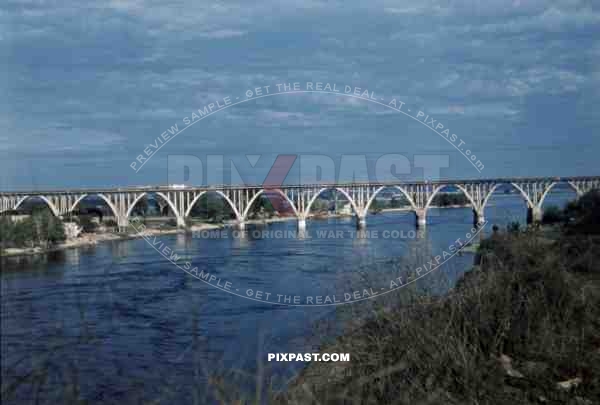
0, 193, 574, 404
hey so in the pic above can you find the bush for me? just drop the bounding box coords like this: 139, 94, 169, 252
507, 221, 521, 233
563, 190, 600, 235
432, 192, 468, 207
279, 228, 600, 404
277, 190, 600, 405
77, 215, 98, 233
103, 219, 118, 228
542, 205, 563, 224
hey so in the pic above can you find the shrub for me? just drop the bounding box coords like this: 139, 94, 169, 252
103, 219, 118, 228
507, 221, 520, 233
542, 205, 563, 224
77, 215, 98, 233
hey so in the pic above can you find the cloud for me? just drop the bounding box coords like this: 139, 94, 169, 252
0, 126, 126, 154
1, 0, 599, 187
427, 103, 519, 117
199, 29, 246, 39
255, 109, 331, 128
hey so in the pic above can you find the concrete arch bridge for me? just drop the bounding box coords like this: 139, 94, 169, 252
1, 176, 598, 231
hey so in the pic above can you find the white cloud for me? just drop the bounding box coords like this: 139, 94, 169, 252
199, 29, 246, 39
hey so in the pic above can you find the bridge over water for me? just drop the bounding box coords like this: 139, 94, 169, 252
1, 176, 599, 231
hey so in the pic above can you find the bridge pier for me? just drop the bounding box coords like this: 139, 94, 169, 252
415, 209, 427, 228
117, 217, 130, 233
297, 217, 306, 231
527, 206, 543, 224
176, 216, 186, 229
473, 209, 485, 226
356, 215, 366, 229
236, 221, 246, 231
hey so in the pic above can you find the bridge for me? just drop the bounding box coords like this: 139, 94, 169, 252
1, 176, 599, 231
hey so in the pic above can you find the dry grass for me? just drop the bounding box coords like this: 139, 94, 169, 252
277, 229, 600, 405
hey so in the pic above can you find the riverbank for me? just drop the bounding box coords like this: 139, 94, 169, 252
277, 220, 600, 404
0, 223, 223, 258
0, 208, 473, 258
1, 214, 357, 258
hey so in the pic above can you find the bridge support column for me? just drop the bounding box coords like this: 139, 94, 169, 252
356, 215, 366, 229
415, 209, 427, 228
527, 206, 543, 225
176, 216, 186, 229
473, 209, 485, 226
297, 217, 306, 230
236, 220, 246, 231
117, 216, 130, 233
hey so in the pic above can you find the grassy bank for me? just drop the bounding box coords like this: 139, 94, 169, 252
277, 193, 600, 404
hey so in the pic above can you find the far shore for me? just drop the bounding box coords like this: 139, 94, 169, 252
0, 223, 222, 258
1, 206, 472, 258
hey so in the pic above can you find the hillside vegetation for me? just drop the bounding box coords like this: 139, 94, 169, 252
278, 191, 600, 405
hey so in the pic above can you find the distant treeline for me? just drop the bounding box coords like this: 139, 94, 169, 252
187, 193, 277, 221
0, 210, 65, 252
430, 192, 469, 207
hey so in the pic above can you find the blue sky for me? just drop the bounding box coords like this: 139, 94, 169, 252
1, 0, 599, 189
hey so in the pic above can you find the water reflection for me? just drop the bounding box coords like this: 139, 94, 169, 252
64, 246, 82, 266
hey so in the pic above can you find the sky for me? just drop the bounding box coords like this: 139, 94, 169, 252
1, 0, 599, 190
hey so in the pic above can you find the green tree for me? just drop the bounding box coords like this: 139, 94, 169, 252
311, 198, 329, 213
13, 218, 35, 248
563, 190, 600, 235
0, 216, 14, 253
542, 205, 563, 224
369, 199, 383, 213
47, 215, 66, 246
507, 221, 521, 234
78, 215, 98, 233
130, 196, 149, 217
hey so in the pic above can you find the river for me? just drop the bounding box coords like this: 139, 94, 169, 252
0, 192, 574, 404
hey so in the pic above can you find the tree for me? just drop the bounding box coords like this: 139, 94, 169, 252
13, 218, 35, 248
542, 205, 563, 224
563, 190, 600, 235
47, 217, 65, 246
0, 216, 14, 253
249, 195, 276, 218
130, 196, 149, 217
432, 193, 468, 207
311, 198, 329, 213
507, 221, 521, 234
369, 199, 383, 213
77, 215, 98, 233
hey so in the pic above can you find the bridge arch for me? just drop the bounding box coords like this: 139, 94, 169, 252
566, 181, 583, 197
363, 185, 418, 215
242, 189, 299, 220
69, 193, 121, 220
185, 190, 242, 220
479, 183, 536, 211
303, 187, 360, 219
69, 194, 89, 213
538, 182, 559, 208
14, 195, 59, 217
425, 184, 477, 212
125, 192, 182, 220
97, 194, 122, 220
509, 183, 535, 208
